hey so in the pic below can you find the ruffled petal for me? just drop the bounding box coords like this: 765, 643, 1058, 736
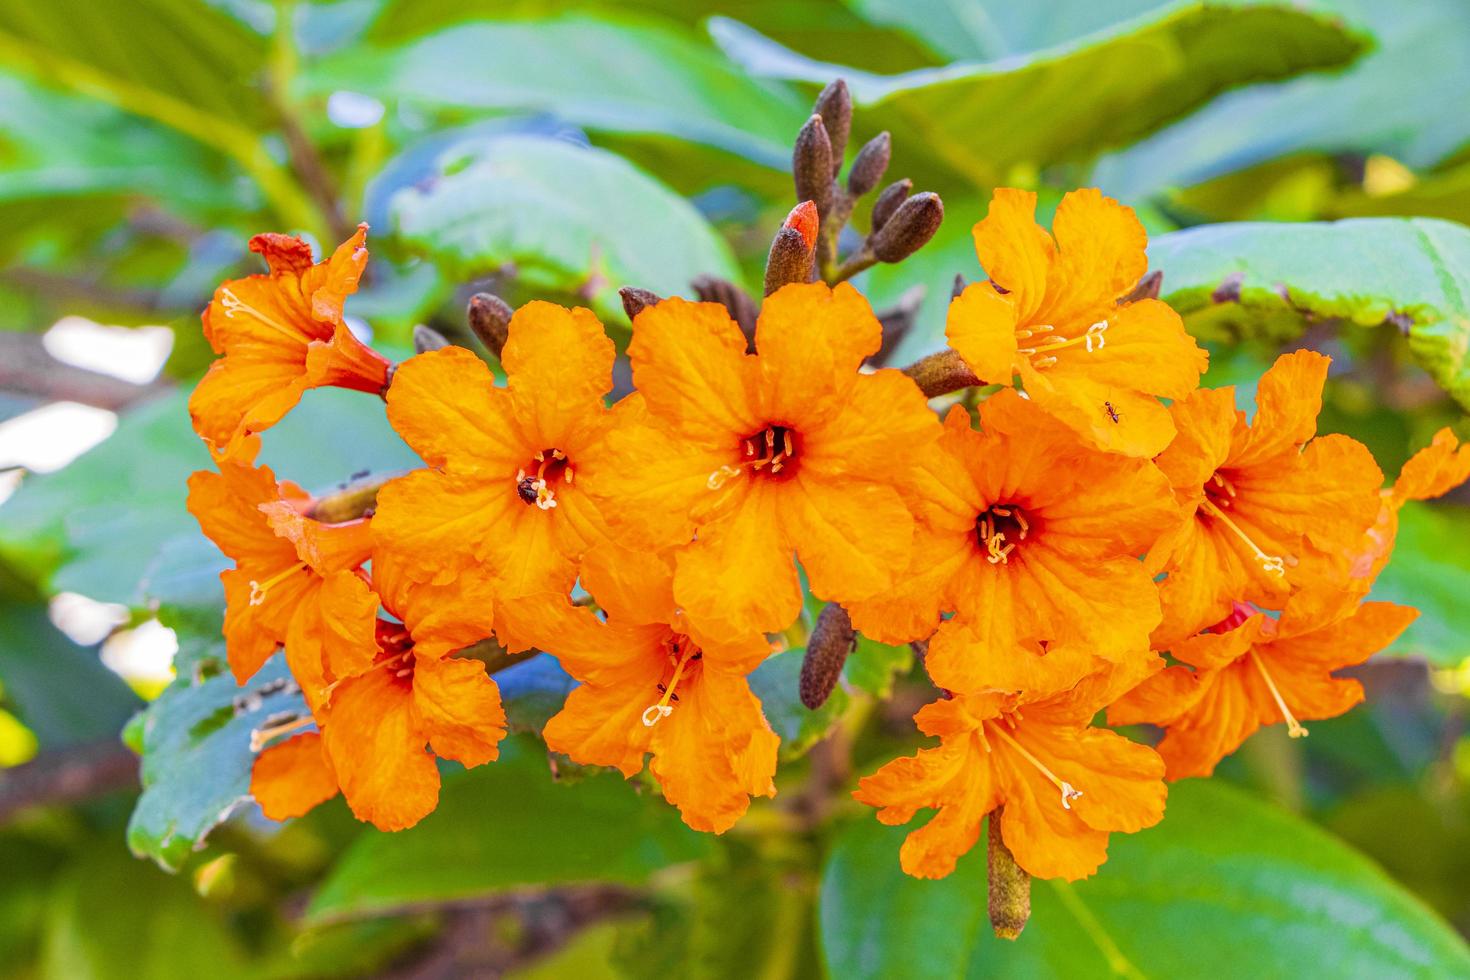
579, 543, 678, 627
502, 302, 615, 449
384, 347, 524, 473
1228, 349, 1329, 469
946, 283, 1019, 384
371, 469, 515, 586
1034, 187, 1148, 329
189, 357, 309, 449
798, 369, 940, 481
251, 731, 338, 821
1394, 428, 1470, 504
755, 282, 880, 426
627, 298, 759, 441
787, 473, 913, 606
411, 654, 507, 768
674, 480, 801, 636
1015, 724, 1166, 834
971, 188, 1053, 320
323, 666, 439, 831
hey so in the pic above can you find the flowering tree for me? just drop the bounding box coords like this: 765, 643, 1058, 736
3, 3, 1470, 976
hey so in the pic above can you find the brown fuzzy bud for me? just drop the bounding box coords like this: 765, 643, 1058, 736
847, 131, 891, 197
692, 274, 758, 339
800, 604, 856, 710
412, 323, 451, 354
813, 79, 852, 178
467, 292, 513, 360
764, 201, 818, 296
793, 114, 834, 217
870, 178, 912, 232
1119, 269, 1163, 304
987, 809, 1031, 940
869, 192, 943, 264
952, 273, 968, 300
619, 286, 662, 321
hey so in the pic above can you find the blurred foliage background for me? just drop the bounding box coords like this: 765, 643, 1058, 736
1, 1, 1469, 977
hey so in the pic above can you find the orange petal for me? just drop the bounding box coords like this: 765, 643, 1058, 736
384, 347, 524, 473
971, 188, 1053, 320
992, 734, 1110, 881
1012, 723, 1166, 835
1228, 349, 1329, 468
371, 469, 515, 586
799, 369, 941, 481
412, 655, 507, 768
222, 564, 315, 683
1394, 428, 1470, 504
1034, 187, 1148, 329
189, 357, 309, 450
323, 667, 439, 831
754, 282, 881, 424
674, 480, 801, 636
845, 523, 970, 645
1020, 366, 1177, 459
946, 283, 1019, 385
627, 297, 759, 441
251, 731, 338, 821
376, 554, 497, 659
1108, 664, 1211, 728
579, 543, 678, 627
543, 679, 653, 778
302, 323, 391, 394
502, 302, 615, 449
787, 473, 913, 606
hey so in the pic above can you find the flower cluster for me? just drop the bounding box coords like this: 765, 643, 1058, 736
186, 187, 1468, 884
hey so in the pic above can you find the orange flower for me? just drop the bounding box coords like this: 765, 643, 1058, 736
189, 226, 392, 451
530, 545, 779, 833
1147, 350, 1384, 645
186, 437, 376, 706
590, 282, 940, 638
372, 303, 617, 614
946, 188, 1207, 457
855, 660, 1166, 881
847, 391, 1175, 694
1110, 597, 1417, 780
310, 551, 503, 831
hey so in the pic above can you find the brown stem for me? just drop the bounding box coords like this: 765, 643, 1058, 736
0, 333, 171, 411
900, 349, 982, 398
0, 739, 139, 825
831, 246, 876, 284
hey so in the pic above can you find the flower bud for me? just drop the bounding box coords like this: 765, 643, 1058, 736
987, 809, 1031, 940
467, 292, 513, 360
870, 178, 912, 232
952, 273, 968, 300
764, 202, 819, 296
793, 114, 834, 217
847, 131, 891, 197
692, 274, 758, 339
814, 79, 852, 178
1119, 269, 1163, 304
619, 286, 662, 321
412, 323, 451, 354
869, 192, 943, 264
800, 603, 856, 709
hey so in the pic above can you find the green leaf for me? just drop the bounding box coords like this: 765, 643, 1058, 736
305, 735, 713, 924
710, 4, 1366, 193
1095, 0, 1470, 199
302, 14, 807, 171
820, 779, 1470, 978
389, 134, 744, 321
127, 652, 307, 871
38, 843, 251, 980
0, 600, 139, 749
1151, 217, 1470, 410
844, 635, 913, 700
748, 648, 850, 759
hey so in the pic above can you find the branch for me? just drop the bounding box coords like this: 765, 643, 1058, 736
901, 349, 983, 398
0, 739, 138, 825
0, 333, 172, 411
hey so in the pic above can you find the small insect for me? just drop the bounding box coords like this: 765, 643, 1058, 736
1104, 400, 1121, 424
516, 477, 540, 503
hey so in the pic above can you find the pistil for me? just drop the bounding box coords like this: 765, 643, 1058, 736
1199, 499, 1286, 576
1249, 651, 1309, 738
987, 721, 1083, 810
248, 561, 309, 606
641, 642, 697, 727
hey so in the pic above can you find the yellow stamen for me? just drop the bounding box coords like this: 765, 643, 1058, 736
989, 722, 1083, 810
248, 562, 308, 606
641, 643, 696, 727
218, 288, 307, 346
1249, 652, 1309, 738
1200, 500, 1286, 576
249, 714, 313, 752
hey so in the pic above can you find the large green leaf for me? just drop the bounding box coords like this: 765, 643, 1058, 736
389, 134, 744, 321
821, 779, 1470, 978
305, 735, 713, 924
127, 652, 307, 871
302, 14, 807, 171
1369, 503, 1470, 668
1150, 217, 1470, 411
709, 3, 1366, 194
38, 843, 251, 980
1095, 1, 1470, 199
748, 648, 850, 759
